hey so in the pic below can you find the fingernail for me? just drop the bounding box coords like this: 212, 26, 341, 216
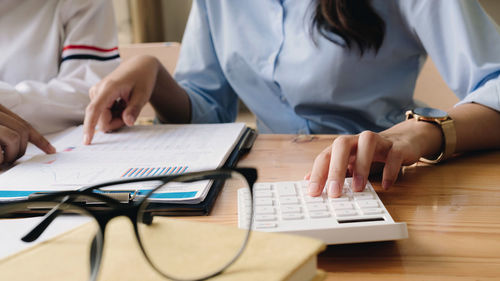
382, 180, 392, 190
49, 144, 56, 154
327, 181, 341, 197
353, 175, 365, 191
83, 134, 90, 145
308, 182, 320, 195
125, 114, 135, 126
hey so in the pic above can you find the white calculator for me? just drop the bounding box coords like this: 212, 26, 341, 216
237, 178, 408, 245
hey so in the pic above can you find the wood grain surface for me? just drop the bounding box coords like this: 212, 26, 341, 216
213, 134, 500, 280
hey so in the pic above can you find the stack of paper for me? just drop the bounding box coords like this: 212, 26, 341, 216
0, 123, 246, 203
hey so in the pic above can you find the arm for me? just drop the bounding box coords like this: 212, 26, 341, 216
307, 103, 500, 198
83, 55, 191, 145
308, 0, 500, 197
1, 0, 119, 135
84, 0, 238, 143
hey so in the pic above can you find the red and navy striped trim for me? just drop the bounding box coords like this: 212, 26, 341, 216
61, 45, 120, 62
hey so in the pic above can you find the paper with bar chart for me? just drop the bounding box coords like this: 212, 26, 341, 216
0, 123, 246, 203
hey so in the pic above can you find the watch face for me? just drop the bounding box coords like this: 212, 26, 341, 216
413, 107, 448, 118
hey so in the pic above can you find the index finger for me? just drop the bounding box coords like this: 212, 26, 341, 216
83, 86, 122, 145
326, 136, 357, 197
0, 104, 55, 155
83, 100, 105, 145
28, 126, 56, 155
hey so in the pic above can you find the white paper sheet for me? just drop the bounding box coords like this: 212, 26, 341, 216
0, 123, 246, 203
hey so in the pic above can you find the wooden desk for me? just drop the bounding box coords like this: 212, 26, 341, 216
212, 134, 500, 280
3, 134, 499, 280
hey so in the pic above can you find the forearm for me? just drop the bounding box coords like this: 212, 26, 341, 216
150, 59, 191, 124
449, 103, 500, 153
382, 103, 500, 165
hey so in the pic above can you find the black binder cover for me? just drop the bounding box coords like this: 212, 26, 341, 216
0, 127, 257, 217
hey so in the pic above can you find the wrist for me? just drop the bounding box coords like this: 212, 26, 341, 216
381, 119, 443, 161
407, 119, 444, 160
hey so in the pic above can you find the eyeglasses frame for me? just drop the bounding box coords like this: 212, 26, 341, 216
0, 167, 257, 281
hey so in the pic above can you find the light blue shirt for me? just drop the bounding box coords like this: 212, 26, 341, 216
174, 0, 500, 134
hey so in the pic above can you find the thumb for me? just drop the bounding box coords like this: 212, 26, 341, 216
121, 88, 148, 126
122, 91, 147, 126
122, 105, 141, 126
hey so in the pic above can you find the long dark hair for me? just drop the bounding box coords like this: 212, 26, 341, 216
313, 0, 386, 55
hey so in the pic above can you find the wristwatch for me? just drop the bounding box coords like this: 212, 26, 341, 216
405, 107, 456, 164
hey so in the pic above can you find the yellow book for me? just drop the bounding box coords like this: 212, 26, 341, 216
0, 217, 326, 281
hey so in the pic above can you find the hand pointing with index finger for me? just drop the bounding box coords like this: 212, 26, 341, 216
0, 104, 55, 165
83, 56, 161, 145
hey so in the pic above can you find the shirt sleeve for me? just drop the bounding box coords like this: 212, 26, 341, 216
173, 0, 239, 124
399, 0, 500, 112
0, 0, 119, 134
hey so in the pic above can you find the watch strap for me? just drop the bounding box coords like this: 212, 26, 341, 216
419, 118, 456, 164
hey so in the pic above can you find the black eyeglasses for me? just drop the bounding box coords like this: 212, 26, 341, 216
0, 168, 256, 281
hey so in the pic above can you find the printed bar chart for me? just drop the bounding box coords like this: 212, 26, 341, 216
121, 166, 189, 178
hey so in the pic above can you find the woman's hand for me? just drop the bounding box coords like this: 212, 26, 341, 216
0, 104, 55, 164
83, 55, 161, 145
307, 119, 443, 197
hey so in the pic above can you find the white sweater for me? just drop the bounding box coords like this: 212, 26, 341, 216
0, 0, 119, 134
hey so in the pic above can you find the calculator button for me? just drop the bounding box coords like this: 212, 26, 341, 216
307, 203, 328, 212
255, 206, 276, 215
342, 187, 353, 196
255, 198, 274, 206
328, 196, 350, 202
353, 192, 374, 200
335, 209, 358, 217
254, 183, 272, 191
240, 188, 251, 195
255, 215, 277, 221
242, 199, 252, 207
276, 182, 297, 196
309, 211, 331, 219
255, 191, 274, 198
282, 214, 304, 220
304, 196, 324, 203
281, 206, 302, 214
343, 179, 352, 188
357, 200, 379, 209
362, 208, 384, 215
255, 222, 277, 229
331, 202, 354, 210
241, 216, 251, 223
279, 197, 300, 205
364, 184, 374, 192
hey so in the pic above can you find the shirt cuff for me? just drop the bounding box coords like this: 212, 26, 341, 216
181, 84, 221, 124
455, 78, 500, 112
0, 82, 21, 108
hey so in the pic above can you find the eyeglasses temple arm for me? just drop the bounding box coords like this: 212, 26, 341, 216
89, 234, 102, 281
21, 196, 69, 243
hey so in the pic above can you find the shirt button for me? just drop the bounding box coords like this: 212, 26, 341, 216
280, 95, 286, 102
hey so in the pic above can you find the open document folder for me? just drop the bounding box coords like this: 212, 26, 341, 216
0, 123, 248, 204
